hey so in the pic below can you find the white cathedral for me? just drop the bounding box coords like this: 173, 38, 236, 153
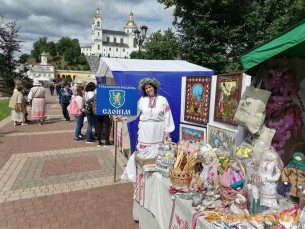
80, 8, 141, 58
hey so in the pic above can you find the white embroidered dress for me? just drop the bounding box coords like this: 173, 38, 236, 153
135, 95, 175, 145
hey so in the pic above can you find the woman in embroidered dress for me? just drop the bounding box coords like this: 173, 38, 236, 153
28, 80, 48, 125
117, 78, 175, 149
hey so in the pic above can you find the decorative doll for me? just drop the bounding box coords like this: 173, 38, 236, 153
258, 148, 281, 208
281, 152, 305, 199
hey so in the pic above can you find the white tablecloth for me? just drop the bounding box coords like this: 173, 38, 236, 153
135, 166, 215, 229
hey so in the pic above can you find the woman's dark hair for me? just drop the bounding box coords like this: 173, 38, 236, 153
63, 82, 70, 87
76, 86, 84, 96
85, 82, 96, 92
141, 83, 158, 97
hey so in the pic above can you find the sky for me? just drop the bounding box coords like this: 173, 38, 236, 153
0, 0, 174, 55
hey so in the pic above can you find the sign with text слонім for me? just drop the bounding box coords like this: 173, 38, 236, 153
96, 85, 137, 116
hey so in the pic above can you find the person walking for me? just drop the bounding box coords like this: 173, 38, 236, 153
49, 83, 55, 96
72, 86, 85, 141
55, 82, 61, 96
28, 80, 48, 125
9, 85, 27, 126
59, 82, 73, 123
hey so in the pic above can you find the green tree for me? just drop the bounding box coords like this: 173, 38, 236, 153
31, 36, 48, 62
48, 41, 57, 57
130, 50, 147, 59
158, 0, 305, 73
145, 28, 179, 60
0, 15, 31, 95
19, 53, 30, 64
77, 53, 88, 65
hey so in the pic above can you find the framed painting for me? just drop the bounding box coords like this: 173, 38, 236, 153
179, 124, 206, 145
214, 72, 242, 125
207, 124, 236, 155
184, 76, 211, 124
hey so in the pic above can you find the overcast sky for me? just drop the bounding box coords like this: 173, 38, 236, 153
0, 0, 174, 55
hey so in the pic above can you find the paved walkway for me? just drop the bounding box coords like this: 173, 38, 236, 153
0, 93, 138, 229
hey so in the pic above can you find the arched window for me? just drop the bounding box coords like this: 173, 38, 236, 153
97, 21, 100, 27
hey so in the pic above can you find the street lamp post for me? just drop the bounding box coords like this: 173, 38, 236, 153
134, 25, 148, 59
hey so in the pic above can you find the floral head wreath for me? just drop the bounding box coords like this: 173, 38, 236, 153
139, 78, 160, 89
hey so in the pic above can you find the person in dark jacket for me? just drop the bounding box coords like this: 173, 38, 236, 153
59, 82, 73, 122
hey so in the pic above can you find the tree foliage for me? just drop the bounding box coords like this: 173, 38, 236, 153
30, 36, 88, 67
158, 0, 305, 73
0, 15, 31, 95
145, 28, 179, 59
31, 36, 48, 62
130, 28, 179, 60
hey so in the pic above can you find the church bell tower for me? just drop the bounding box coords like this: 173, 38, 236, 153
91, 8, 103, 56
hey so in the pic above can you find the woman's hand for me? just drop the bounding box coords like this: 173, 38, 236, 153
113, 116, 122, 122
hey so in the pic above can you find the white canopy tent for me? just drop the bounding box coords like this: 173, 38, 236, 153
97, 58, 213, 80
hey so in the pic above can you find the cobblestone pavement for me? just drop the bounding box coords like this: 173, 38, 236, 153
0, 93, 138, 229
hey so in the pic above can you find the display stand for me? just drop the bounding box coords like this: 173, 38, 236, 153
113, 120, 118, 182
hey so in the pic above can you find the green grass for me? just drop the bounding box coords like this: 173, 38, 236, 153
0, 99, 11, 122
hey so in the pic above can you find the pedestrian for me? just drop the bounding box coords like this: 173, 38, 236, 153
59, 82, 73, 123
28, 80, 48, 125
9, 85, 27, 126
93, 78, 112, 147
49, 83, 55, 96
72, 86, 85, 141
55, 82, 61, 96
84, 82, 96, 143
13, 79, 31, 123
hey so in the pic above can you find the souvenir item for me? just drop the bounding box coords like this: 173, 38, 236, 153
184, 76, 211, 124
240, 126, 276, 162
246, 184, 260, 214
233, 86, 271, 134
207, 124, 236, 156
258, 148, 281, 208
281, 152, 305, 198
214, 72, 242, 125
179, 124, 206, 145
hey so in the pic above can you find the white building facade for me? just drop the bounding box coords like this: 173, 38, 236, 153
27, 52, 55, 80
81, 8, 140, 58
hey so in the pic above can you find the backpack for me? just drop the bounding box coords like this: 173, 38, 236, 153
68, 97, 82, 116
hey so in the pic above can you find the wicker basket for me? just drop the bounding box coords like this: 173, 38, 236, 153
169, 167, 195, 187
219, 159, 245, 201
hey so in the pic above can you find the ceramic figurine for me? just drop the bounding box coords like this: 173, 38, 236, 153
258, 148, 281, 208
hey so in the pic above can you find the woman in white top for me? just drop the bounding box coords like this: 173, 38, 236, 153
84, 82, 96, 143
121, 78, 175, 150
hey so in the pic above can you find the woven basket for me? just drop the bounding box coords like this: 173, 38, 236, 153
169, 167, 195, 187
220, 159, 245, 201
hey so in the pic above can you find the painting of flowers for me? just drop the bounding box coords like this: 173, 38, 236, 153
207, 124, 236, 155
184, 76, 211, 124
214, 72, 242, 125
179, 124, 206, 145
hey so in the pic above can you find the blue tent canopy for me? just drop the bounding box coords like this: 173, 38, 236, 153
96, 58, 214, 152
